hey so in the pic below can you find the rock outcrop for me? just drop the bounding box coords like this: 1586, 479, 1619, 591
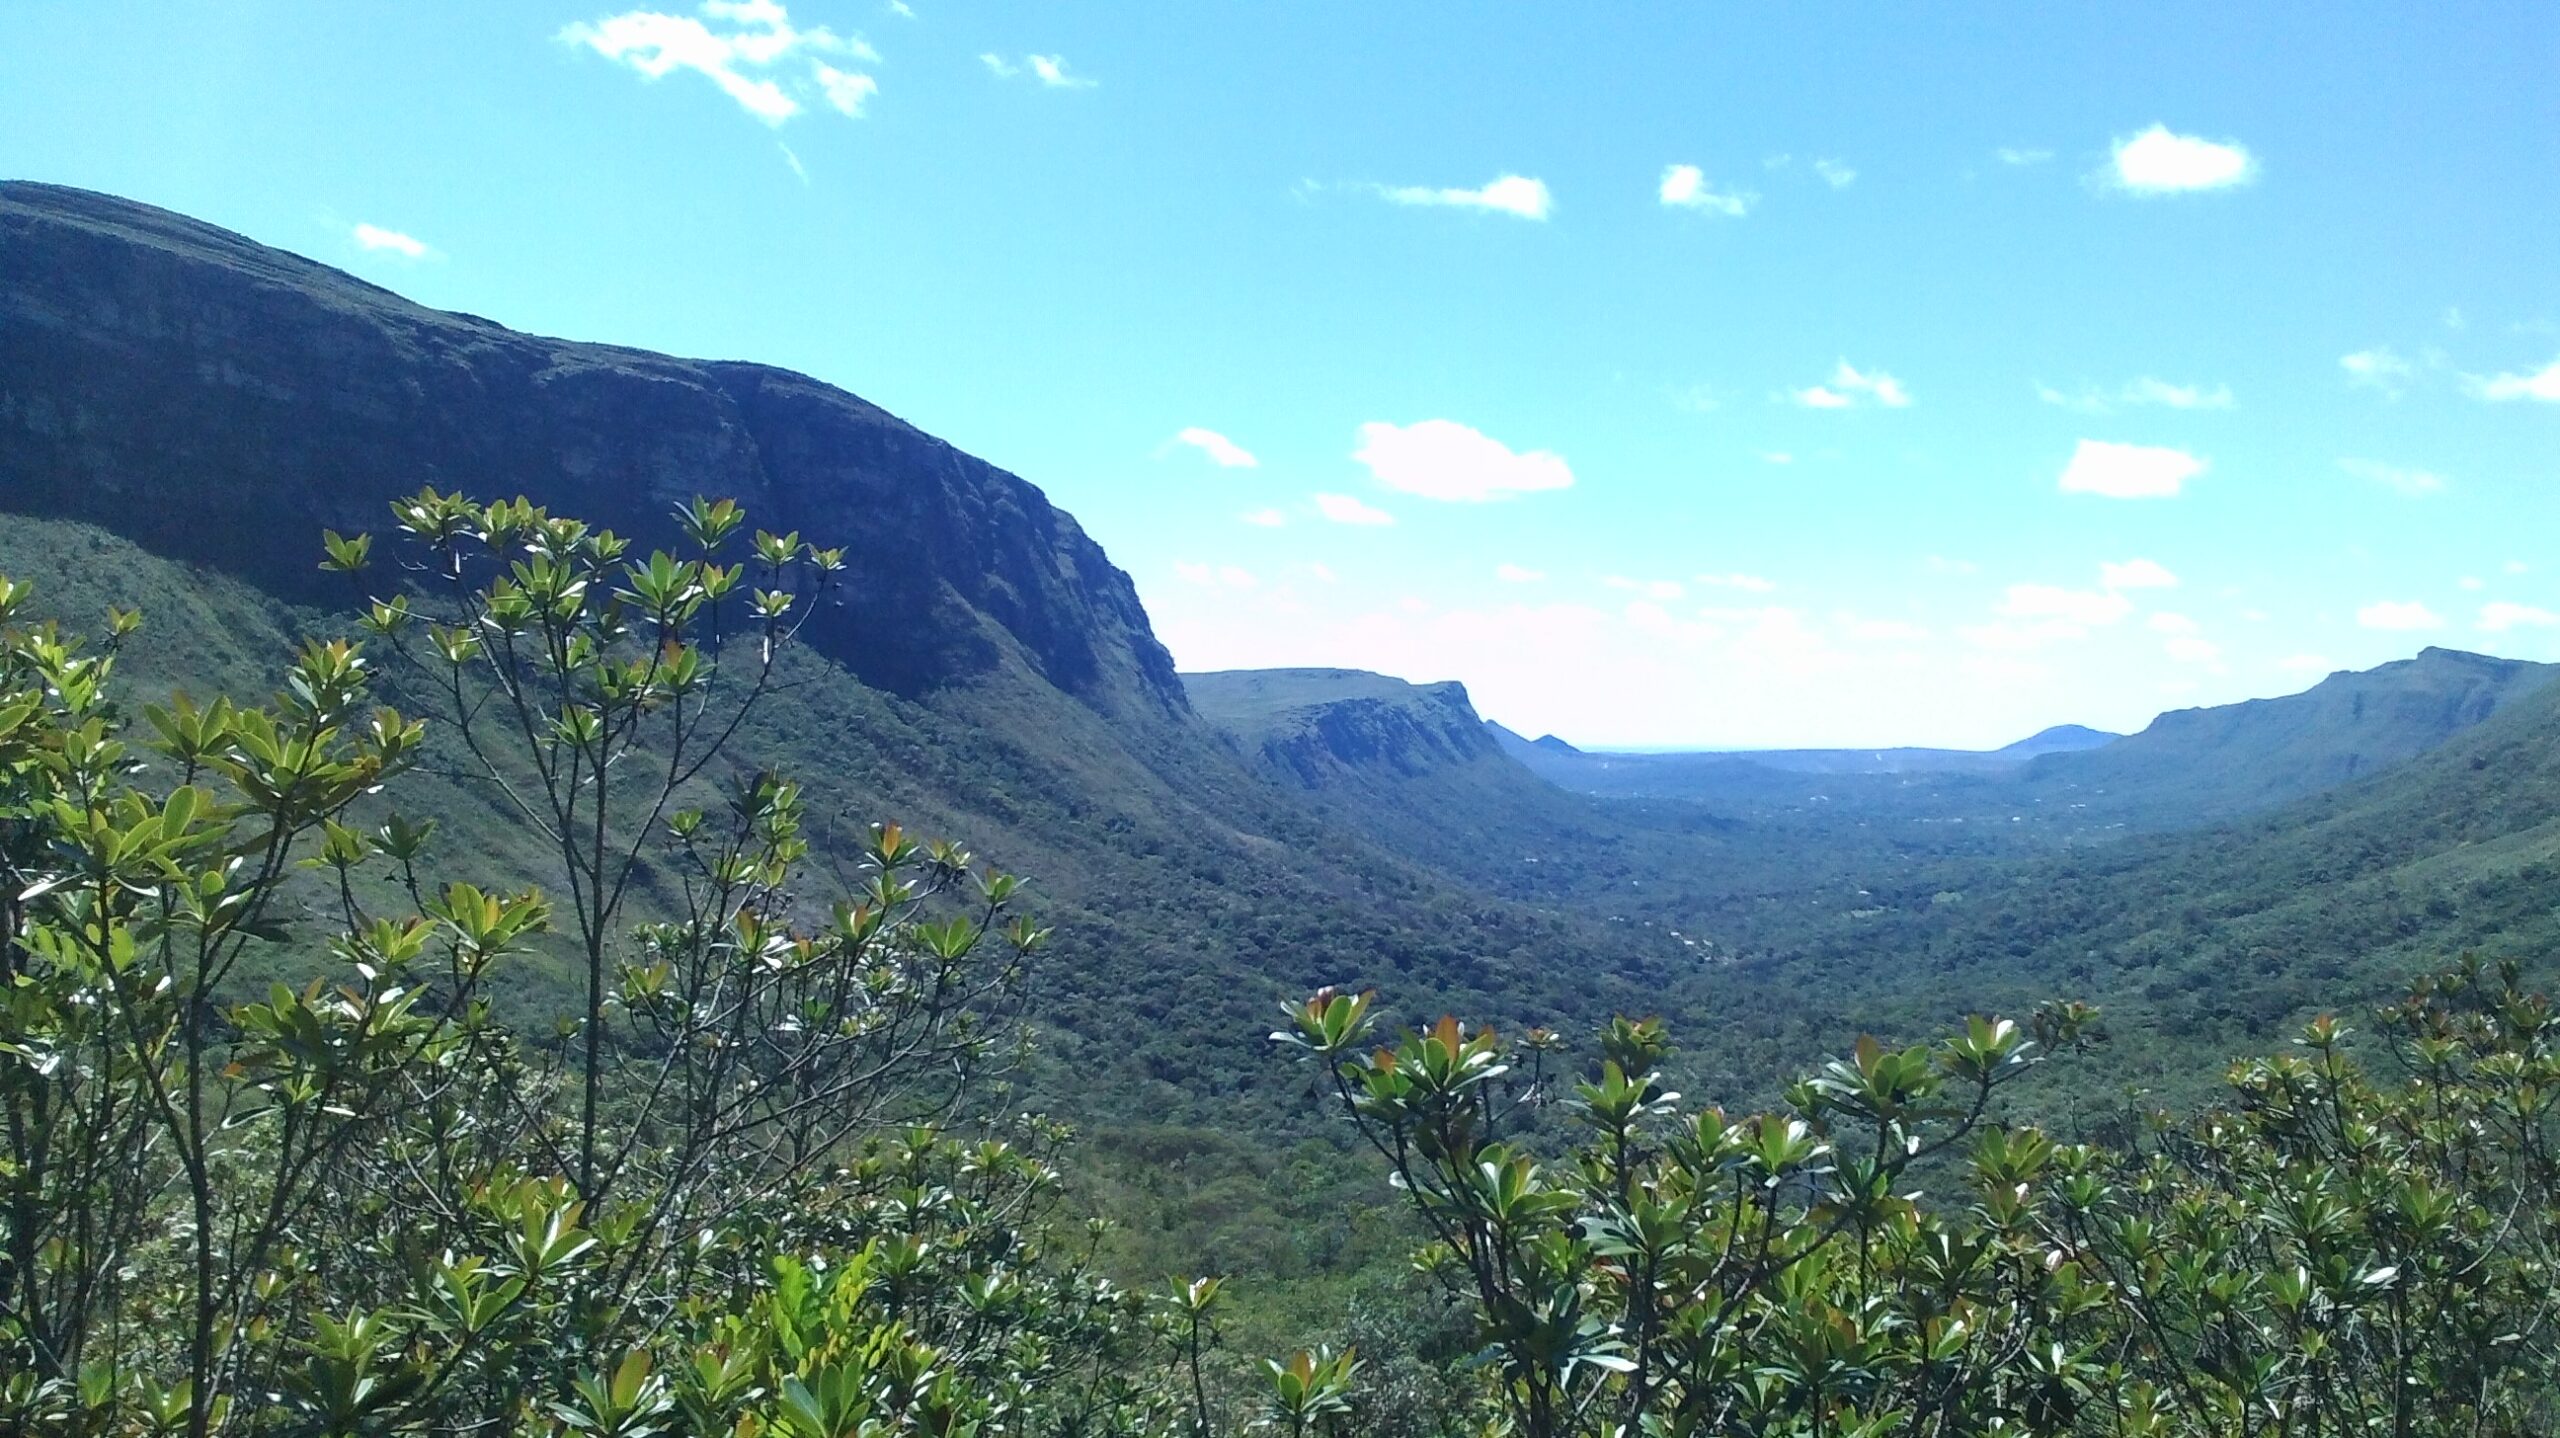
1183, 668, 1506, 788
0, 182, 1181, 720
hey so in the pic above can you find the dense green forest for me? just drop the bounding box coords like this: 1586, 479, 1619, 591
6, 493, 2559, 1435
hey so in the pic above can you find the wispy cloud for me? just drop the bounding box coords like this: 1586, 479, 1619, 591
2356, 600, 2442, 632
1790, 360, 1911, 410
1812, 158, 1856, 188
1996, 146, 2053, 166
351, 222, 432, 259
2105, 123, 2256, 194
561, 0, 879, 126
2058, 439, 2205, 499
2101, 558, 2178, 590
2035, 377, 2234, 413
1658, 164, 1754, 217
2341, 457, 2447, 497
1377, 174, 1551, 219
1239, 508, 1286, 528
2340, 346, 2416, 397
1496, 563, 1546, 583
2480, 601, 2560, 632
1353, 420, 1573, 502
2466, 356, 2560, 403
1166, 427, 1258, 468
984, 53, 1094, 88
1314, 492, 1396, 526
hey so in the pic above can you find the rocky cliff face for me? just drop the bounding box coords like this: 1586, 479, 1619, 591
1182, 668, 1507, 788
0, 182, 1181, 719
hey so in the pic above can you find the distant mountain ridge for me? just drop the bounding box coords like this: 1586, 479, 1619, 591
2015, 647, 2558, 825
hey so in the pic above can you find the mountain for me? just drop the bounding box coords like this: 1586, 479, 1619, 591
0, 182, 1683, 1132
1999, 724, 2119, 759
1508, 653, 2549, 842
1187, 668, 1503, 787
1504, 722, 2122, 792
2014, 647, 2557, 827
0, 181, 1176, 719
1740, 662, 2560, 1110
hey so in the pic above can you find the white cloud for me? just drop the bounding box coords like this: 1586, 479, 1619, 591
812, 62, 876, 115
1996, 146, 2053, 166
1218, 565, 1256, 589
1029, 54, 1093, 88
982, 53, 1094, 87
1239, 508, 1286, 528
2000, 584, 2133, 627
2467, 357, 2560, 403
1379, 174, 1552, 220
2479, 601, 2560, 632
2356, 600, 2443, 632
1761, 451, 1795, 465
885, 0, 913, 15
2341, 346, 2415, 396
1924, 555, 1978, 576
1658, 164, 1755, 217
2036, 377, 2235, 414
1308, 562, 1337, 583
1352, 419, 1573, 502
1813, 158, 1856, 188
2147, 611, 2200, 634
1790, 360, 1911, 410
1168, 427, 1258, 468
2107, 123, 2256, 194
2340, 457, 2446, 497
1697, 572, 1777, 593
1313, 492, 1395, 526
352, 223, 431, 259
1496, 564, 1546, 583
562, 1, 877, 126
778, 142, 809, 183
2057, 439, 2205, 499
2507, 560, 2532, 575
2460, 576, 2485, 592
1173, 561, 1210, 585
2277, 653, 2334, 674
2101, 558, 2179, 590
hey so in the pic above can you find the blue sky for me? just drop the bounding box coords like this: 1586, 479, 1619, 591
5, 2, 2558, 747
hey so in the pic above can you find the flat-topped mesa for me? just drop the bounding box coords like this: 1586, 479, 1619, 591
0, 181, 1183, 721
1184, 667, 1503, 787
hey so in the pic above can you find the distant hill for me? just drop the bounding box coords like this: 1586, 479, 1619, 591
1506, 652, 2550, 840
1751, 660, 2560, 1107
2016, 647, 2557, 827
